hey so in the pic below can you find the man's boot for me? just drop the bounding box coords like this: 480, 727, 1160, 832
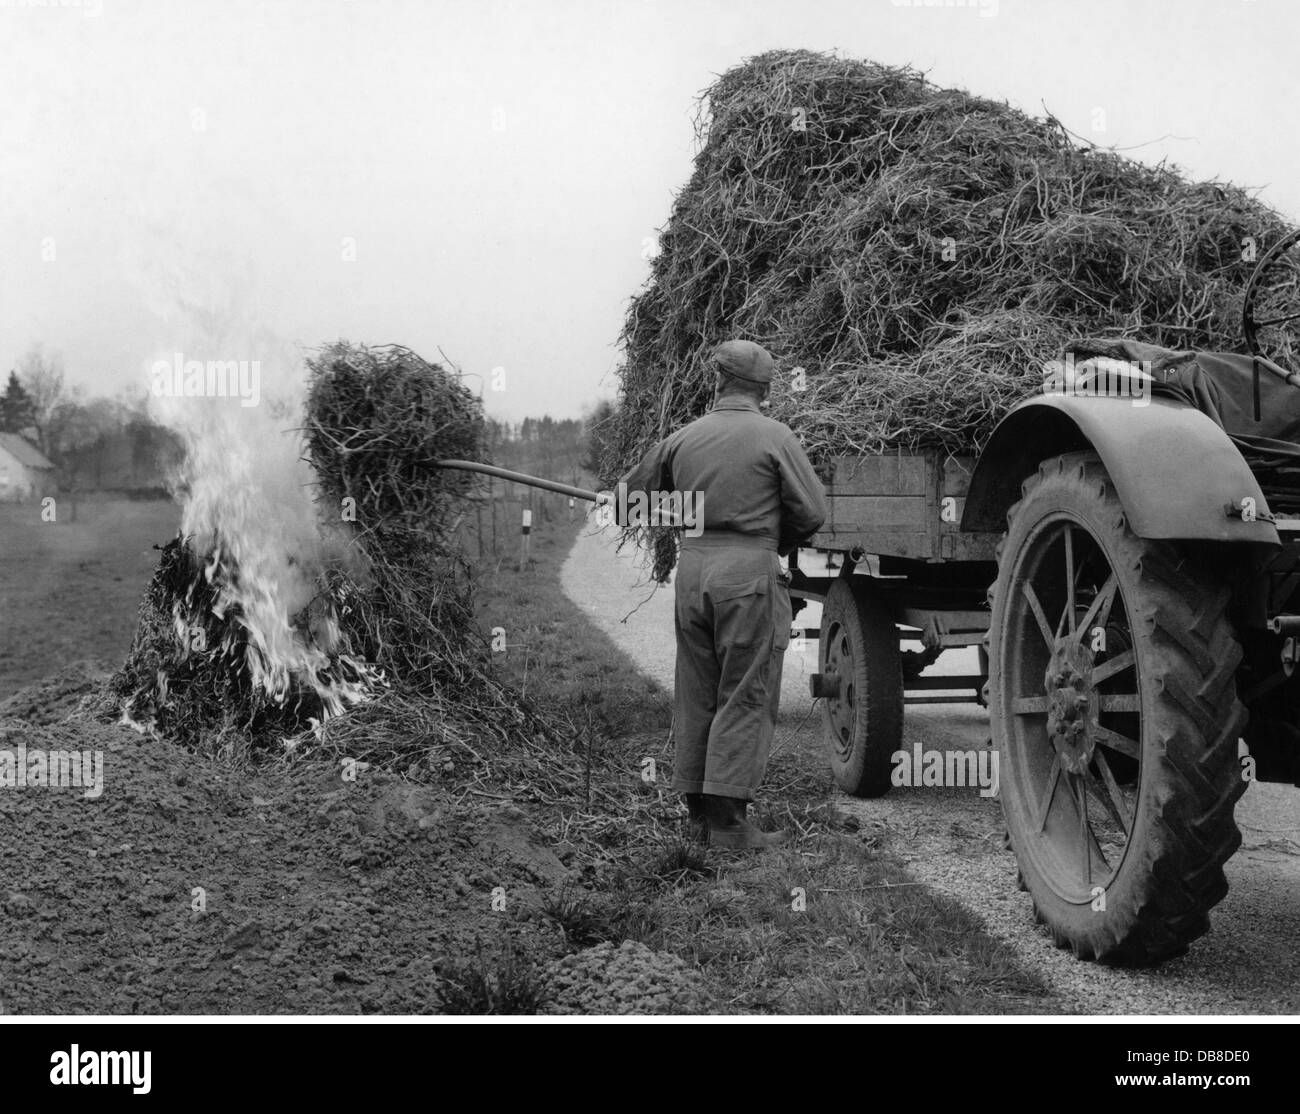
684, 793, 709, 844
703, 795, 787, 850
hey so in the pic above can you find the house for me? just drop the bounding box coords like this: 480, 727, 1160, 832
0, 432, 55, 501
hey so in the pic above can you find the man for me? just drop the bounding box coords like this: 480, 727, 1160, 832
619, 340, 828, 849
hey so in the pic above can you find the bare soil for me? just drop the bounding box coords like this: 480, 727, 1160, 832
0, 666, 572, 1014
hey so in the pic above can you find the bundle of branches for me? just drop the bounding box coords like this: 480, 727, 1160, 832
606, 49, 1296, 480
304, 341, 483, 555
303, 341, 565, 768
303, 341, 485, 683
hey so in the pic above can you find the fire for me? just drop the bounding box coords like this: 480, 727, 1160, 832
120, 377, 384, 745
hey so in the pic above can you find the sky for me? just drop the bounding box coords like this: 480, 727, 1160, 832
2, 0, 1298, 423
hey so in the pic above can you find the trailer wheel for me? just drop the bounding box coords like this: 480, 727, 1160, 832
990, 452, 1246, 964
820, 577, 904, 797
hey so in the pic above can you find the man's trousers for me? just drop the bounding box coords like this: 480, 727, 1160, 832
669, 534, 791, 800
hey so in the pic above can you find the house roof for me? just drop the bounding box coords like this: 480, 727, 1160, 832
0, 432, 54, 470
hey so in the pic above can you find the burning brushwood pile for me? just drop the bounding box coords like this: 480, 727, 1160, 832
109, 342, 557, 768
112, 537, 381, 748
606, 49, 1298, 477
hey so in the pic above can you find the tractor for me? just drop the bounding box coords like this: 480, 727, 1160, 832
794, 230, 1300, 964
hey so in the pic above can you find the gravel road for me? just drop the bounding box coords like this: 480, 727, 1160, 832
561, 517, 1300, 1015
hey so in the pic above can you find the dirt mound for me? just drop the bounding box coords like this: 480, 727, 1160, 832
473, 802, 569, 886
540, 940, 710, 1015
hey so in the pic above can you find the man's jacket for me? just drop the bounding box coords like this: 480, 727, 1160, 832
620, 396, 828, 554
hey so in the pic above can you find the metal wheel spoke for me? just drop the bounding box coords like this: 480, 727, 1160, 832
1073, 775, 1108, 882
1091, 723, 1140, 760
1023, 582, 1055, 648
1091, 749, 1132, 836
1095, 579, 1120, 634
1034, 754, 1061, 833
1060, 525, 1076, 637
1097, 693, 1140, 714
1082, 770, 1125, 840
1075, 575, 1117, 643
1072, 775, 1091, 883
1091, 648, 1134, 686
1012, 695, 1048, 714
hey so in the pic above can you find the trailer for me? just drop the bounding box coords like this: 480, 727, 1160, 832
787, 450, 998, 796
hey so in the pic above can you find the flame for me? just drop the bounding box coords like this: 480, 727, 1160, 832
122, 376, 384, 744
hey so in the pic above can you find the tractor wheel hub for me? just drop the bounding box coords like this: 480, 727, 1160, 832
1044, 638, 1098, 774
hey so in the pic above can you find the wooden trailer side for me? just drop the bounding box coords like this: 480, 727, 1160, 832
809, 451, 1001, 562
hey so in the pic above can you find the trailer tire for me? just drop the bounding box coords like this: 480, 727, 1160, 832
820, 577, 904, 798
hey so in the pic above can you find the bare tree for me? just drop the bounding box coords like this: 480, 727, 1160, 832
16, 344, 68, 456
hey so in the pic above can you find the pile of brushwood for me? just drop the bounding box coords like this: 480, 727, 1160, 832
109, 342, 569, 790
302, 343, 572, 792
605, 49, 1297, 480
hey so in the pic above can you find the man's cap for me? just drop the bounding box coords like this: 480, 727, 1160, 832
712, 339, 774, 384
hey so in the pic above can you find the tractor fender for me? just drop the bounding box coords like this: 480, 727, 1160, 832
961, 394, 1280, 546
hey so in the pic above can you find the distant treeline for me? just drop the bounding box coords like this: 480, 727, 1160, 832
1, 358, 183, 494
488, 408, 615, 490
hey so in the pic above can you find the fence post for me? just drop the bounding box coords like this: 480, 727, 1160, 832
476, 486, 485, 560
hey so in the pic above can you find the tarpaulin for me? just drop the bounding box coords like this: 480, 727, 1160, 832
1066, 338, 1300, 511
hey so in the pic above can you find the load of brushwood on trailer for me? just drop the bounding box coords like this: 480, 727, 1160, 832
602, 49, 1296, 575
104, 342, 574, 798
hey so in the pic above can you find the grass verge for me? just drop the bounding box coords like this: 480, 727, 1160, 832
471, 509, 1057, 1015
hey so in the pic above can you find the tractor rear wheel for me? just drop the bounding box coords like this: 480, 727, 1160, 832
989, 452, 1246, 964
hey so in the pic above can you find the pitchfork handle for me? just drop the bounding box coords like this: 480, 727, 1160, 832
432, 460, 603, 503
